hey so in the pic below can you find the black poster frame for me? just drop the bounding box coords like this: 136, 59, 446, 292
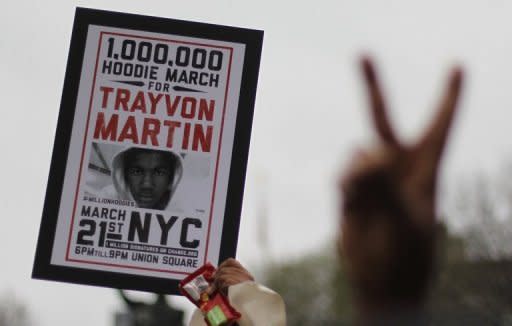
32, 7, 263, 294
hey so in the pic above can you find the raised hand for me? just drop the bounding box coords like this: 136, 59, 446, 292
338, 57, 463, 312
210, 258, 255, 296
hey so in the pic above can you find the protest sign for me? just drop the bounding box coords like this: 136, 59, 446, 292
32, 7, 263, 294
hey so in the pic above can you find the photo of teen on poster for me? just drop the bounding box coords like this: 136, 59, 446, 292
85, 142, 213, 212
87, 143, 183, 210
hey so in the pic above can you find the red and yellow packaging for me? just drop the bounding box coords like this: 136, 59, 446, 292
179, 263, 241, 326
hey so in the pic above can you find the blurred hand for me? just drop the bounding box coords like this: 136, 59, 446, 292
338, 58, 463, 312
210, 258, 255, 296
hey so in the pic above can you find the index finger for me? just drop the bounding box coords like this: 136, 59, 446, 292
418, 67, 464, 166
361, 57, 399, 146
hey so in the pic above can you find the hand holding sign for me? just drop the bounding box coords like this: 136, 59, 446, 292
210, 258, 255, 296
338, 57, 463, 312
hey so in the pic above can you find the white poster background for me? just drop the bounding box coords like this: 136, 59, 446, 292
50, 25, 245, 279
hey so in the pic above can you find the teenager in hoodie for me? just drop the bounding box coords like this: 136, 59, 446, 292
102, 147, 183, 210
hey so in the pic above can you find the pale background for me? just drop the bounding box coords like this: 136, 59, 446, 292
2, 0, 512, 325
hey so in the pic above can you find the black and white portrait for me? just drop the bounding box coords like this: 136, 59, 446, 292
86, 143, 183, 210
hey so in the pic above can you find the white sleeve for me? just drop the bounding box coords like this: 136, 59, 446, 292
188, 281, 286, 326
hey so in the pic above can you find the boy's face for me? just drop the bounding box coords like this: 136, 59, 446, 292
125, 151, 174, 209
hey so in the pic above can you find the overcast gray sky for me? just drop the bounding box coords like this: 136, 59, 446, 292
2, 0, 512, 325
